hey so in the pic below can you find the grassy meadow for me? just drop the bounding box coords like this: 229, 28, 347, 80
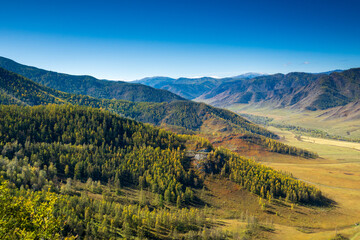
227, 104, 360, 140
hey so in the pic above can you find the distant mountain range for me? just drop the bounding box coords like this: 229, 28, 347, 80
1, 56, 358, 112
134, 73, 267, 99
135, 67, 359, 111
196, 68, 360, 111
0, 56, 184, 103
134, 69, 360, 113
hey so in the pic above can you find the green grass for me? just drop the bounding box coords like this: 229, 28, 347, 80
227, 104, 360, 140
265, 126, 360, 163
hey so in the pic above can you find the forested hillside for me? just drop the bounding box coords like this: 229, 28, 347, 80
0, 105, 206, 238
0, 56, 185, 103
0, 67, 276, 138
0, 104, 327, 238
0, 66, 321, 159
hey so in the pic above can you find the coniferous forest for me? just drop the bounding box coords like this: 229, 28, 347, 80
2, 0, 360, 238
0, 104, 328, 239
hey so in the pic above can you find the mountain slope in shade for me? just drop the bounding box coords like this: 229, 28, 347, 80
134, 73, 265, 99
302, 69, 360, 110
196, 68, 360, 111
196, 72, 322, 107
0, 56, 185, 103
319, 69, 343, 75
0, 67, 276, 138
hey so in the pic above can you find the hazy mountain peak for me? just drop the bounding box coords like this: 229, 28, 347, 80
232, 72, 268, 79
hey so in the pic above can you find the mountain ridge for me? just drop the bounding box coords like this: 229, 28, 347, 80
0, 56, 185, 103
134, 73, 266, 99
196, 68, 360, 111
0, 66, 277, 138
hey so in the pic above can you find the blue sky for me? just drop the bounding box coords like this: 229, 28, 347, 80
1, 0, 360, 80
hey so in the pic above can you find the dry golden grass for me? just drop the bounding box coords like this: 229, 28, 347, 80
260, 127, 360, 239
201, 124, 360, 239
267, 126, 360, 162
300, 135, 360, 151
270, 224, 360, 240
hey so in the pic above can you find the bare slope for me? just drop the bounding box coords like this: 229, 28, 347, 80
318, 100, 360, 121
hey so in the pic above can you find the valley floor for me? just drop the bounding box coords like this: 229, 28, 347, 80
262, 127, 360, 239
228, 104, 360, 140
204, 120, 360, 239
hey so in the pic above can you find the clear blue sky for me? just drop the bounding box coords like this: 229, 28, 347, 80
1, 0, 360, 80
